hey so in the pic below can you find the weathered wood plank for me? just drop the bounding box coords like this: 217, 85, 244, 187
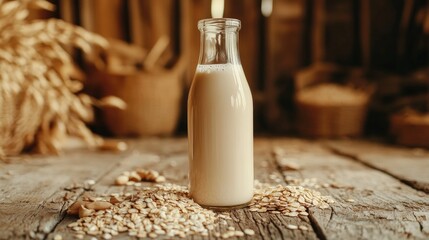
0, 138, 178, 240
47, 139, 192, 240
0, 148, 131, 240
273, 138, 429, 240
49, 138, 318, 239
47, 152, 166, 239
243, 138, 318, 240
4, 138, 427, 240
325, 139, 429, 193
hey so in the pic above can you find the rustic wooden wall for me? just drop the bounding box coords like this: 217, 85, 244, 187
38, 0, 429, 135
265, 0, 309, 132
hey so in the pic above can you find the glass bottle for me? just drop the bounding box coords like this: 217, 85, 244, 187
188, 18, 254, 209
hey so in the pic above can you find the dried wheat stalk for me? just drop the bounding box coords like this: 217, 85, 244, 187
0, 0, 124, 155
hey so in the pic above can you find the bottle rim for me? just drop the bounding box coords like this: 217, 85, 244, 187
198, 18, 241, 31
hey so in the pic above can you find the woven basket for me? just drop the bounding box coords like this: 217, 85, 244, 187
296, 100, 369, 137
390, 111, 429, 148
94, 58, 185, 136
295, 84, 370, 138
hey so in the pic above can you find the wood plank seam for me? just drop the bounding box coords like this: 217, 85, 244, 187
271, 145, 328, 240
8, 139, 426, 239
42, 153, 134, 239
272, 138, 429, 239
413, 212, 429, 235
42, 200, 70, 239
326, 145, 429, 194
308, 211, 328, 240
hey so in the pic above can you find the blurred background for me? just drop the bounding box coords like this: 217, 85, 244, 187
28, 0, 429, 147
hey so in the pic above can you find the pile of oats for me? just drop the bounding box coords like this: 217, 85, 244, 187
68, 184, 229, 239
249, 181, 334, 216
67, 180, 335, 239
115, 169, 166, 186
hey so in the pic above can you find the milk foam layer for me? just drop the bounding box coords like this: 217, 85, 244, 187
188, 63, 254, 207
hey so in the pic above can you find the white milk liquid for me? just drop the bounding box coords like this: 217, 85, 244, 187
188, 63, 253, 207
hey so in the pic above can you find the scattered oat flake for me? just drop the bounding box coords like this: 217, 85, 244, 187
244, 229, 255, 235
85, 179, 96, 185
249, 181, 335, 217
75, 234, 84, 239
299, 225, 309, 231
286, 224, 298, 230
417, 191, 426, 197
115, 168, 166, 186
102, 233, 112, 239
115, 175, 129, 185
53, 234, 62, 240
346, 198, 355, 203
67, 184, 224, 238
64, 178, 335, 239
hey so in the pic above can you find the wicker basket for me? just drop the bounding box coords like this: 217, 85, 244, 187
295, 84, 370, 138
390, 111, 429, 148
95, 58, 185, 137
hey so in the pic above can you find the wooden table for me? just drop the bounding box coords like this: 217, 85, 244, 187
1, 138, 429, 240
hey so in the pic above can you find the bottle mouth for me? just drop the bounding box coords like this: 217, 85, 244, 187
198, 18, 241, 32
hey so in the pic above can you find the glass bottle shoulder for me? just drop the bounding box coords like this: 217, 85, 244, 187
188, 63, 252, 110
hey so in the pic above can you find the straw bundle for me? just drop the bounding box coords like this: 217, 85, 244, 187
0, 0, 122, 155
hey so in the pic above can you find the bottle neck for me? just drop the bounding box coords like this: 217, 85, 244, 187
198, 30, 241, 65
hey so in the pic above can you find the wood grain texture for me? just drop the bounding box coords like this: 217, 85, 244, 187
48, 138, 318, 240
264, 0, 308, 132
248, 139, 318, 240
273, 138, 429, 240
128, 0, 144, 46
47, 148, 166, 239
1, 138, 428, 240
92, 0, 127, 40
0, 149, 131, 239
325, 139, 429, 193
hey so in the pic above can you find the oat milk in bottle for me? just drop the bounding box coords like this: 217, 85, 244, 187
188, 18, 253, 208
